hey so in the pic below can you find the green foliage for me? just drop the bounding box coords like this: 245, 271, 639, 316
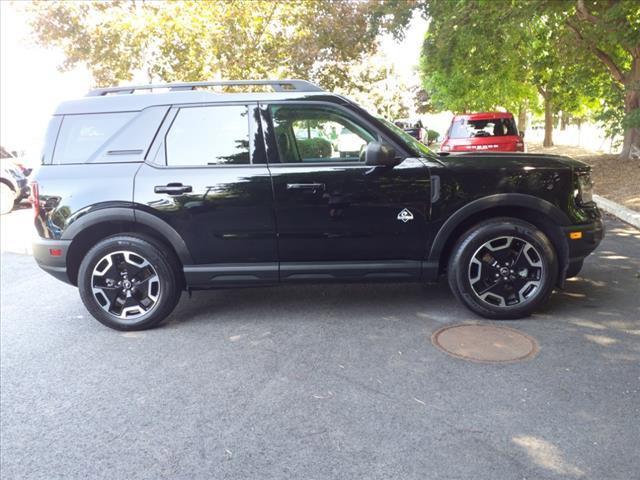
420, 0, 538, 113
25, 0, 408, 90
419, 0, 640, 155
334, 57, 411, 120
426, 129, 439, 145
297, 138, 332, 159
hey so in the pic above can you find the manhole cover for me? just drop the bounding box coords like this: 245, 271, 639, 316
432, 324, 538, 363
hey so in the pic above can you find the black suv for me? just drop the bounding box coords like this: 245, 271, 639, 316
32, 80, 603, 330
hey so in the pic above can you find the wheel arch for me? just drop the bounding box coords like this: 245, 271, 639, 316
0, 177, 17, 192
430, 194, 570, 284
62, 207, 192, 285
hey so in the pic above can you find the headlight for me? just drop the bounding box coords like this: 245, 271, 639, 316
575, 172, 593, 205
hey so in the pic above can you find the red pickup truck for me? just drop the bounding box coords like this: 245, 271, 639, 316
440, 112, 525, 153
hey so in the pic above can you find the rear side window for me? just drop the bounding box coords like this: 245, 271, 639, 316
53, 112, 135, 164
165, 105, 250, 166
449, 117, 518, 138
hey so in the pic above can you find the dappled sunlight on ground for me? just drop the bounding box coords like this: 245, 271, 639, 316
512, 435, 585, 477
541, 217, 639, 366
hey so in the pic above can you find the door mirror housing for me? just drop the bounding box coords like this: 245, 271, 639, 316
364, 142, 401, 167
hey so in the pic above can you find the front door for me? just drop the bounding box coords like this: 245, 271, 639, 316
134, 103, 277, 285
262, 102, 431, 281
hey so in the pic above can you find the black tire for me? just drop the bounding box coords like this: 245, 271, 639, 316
78, 234, 182, 330
447, 218, 558, 320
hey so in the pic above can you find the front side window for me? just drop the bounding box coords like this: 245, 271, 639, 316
270, 105, 376, 163
165, 105, 250, 166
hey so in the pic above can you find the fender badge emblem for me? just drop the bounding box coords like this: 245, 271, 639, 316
397, 208, 414, 223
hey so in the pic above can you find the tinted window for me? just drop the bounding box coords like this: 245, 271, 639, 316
165, 105, 249, 166
271, 105, 376, 163
449, 117, 518, 139
54, 112, 135, 164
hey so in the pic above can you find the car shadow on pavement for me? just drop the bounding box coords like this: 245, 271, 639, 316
165, 280, 458, 328
536, 220, 640, 363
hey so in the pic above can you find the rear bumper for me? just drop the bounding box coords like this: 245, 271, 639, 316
562, 217, 605, 264
33, 237, 72, 285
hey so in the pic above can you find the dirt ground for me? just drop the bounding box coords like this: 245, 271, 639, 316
527, 143, 640, 211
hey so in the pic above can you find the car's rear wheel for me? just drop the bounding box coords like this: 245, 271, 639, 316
448, 218, 558, 319
0, 183, 16, 215
78, 234, 182, 330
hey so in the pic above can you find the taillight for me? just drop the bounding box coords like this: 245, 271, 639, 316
30, 181, 39, 217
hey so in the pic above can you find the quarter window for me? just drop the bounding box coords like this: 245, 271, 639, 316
271, 105, 376, 163
165, 105, 250, 166
53, 112, 135, 164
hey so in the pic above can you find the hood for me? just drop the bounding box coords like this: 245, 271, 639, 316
438, 152, 590, 171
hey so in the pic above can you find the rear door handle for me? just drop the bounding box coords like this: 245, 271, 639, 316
154, 183, 193, 195
286, 183, 325, 193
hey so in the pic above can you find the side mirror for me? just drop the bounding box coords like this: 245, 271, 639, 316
365, 142, 401, 167
520, 130, 525, 139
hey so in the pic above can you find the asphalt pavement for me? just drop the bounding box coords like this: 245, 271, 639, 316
1, 212, 639, 480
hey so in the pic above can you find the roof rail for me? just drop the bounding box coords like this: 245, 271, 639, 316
87, 79, 324, 97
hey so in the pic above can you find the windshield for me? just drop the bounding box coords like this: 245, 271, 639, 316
378, 117, 435, 158
449, 117, 518, 139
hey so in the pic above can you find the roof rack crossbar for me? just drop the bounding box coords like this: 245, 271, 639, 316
87, 79, 324, 96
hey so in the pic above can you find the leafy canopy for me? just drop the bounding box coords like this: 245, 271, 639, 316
26, 0, 413, 90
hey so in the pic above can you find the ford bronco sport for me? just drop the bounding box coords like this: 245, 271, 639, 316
32, 80, 603, 330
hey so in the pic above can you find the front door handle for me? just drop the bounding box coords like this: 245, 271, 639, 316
286, 183, 325, 193
154, 183, 193, 195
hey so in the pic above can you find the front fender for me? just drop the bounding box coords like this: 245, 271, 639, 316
428, 193, 571, 263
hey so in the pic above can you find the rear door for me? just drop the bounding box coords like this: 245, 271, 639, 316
134, 102, 277, 285
261, 102, 431, 281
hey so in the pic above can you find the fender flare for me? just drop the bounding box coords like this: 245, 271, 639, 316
428, 193, 571, 263
61, 206, 193, 264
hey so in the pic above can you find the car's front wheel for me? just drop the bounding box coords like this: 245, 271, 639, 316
448, 218, 558, 319
78, 234, 182, 330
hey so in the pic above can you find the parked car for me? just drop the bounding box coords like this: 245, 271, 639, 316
394, 120, 428, 145
440, 112, 525, 152
32, 80, 603, 330
1, 146, 33, 176
1, 161, 29, 215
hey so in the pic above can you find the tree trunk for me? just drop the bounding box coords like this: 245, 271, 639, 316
517, 105, 527, 134
620, 86, 640, 160
560, 112, 567, 131
543, 95, 553, 147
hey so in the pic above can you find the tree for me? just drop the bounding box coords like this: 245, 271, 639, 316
419, 1, 614, 147
420, 1, 537, 115
25, 0, 407, 91
561, 0, 640, 159
419, 0, 639, 157
335, 55, 412, 120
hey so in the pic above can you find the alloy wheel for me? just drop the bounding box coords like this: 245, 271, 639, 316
468, 236, 544, 307
91, 250, 160, 320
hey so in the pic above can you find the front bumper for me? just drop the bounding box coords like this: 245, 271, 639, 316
562, 217, 605, 263
33, 237, 72, 285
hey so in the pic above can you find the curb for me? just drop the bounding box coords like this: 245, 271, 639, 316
593, 194, 640, 229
